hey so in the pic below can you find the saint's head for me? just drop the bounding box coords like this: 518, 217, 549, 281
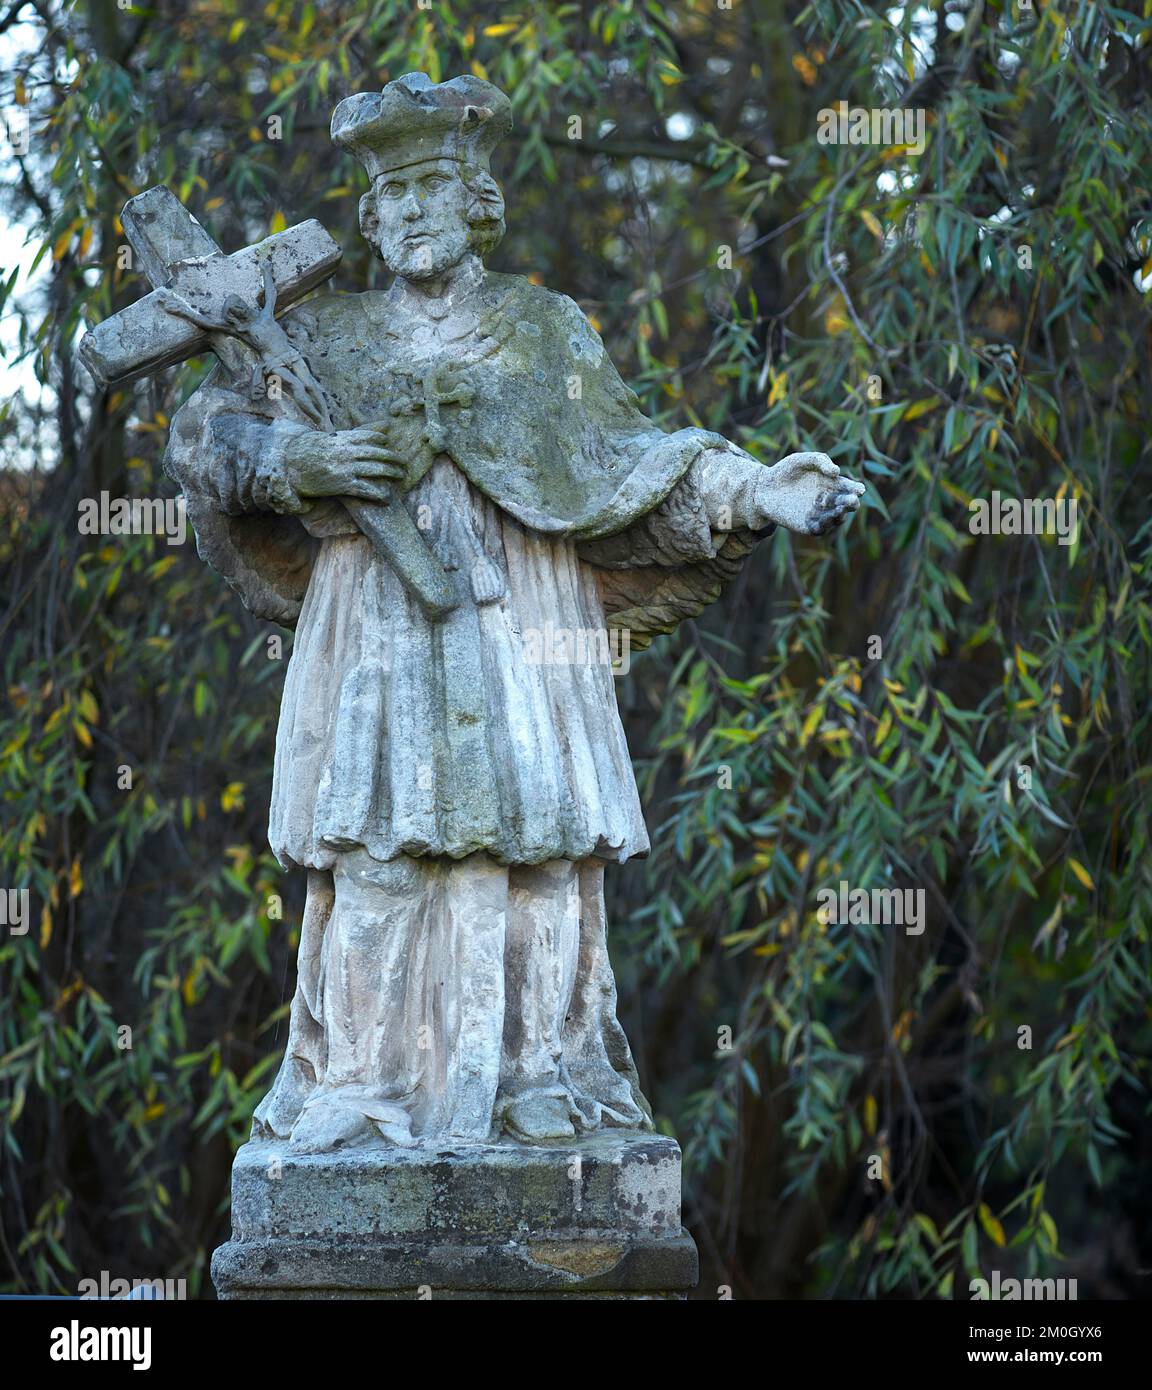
332, 72, 511, 283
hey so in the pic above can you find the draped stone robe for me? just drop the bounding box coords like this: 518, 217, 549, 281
165, 267, 773, 1146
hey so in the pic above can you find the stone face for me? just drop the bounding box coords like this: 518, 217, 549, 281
212, 1132, 698, 1299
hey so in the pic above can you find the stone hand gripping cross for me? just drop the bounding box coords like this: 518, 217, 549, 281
79, 186, 458, 621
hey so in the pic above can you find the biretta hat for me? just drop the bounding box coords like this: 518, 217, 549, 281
331, 71, 513, 180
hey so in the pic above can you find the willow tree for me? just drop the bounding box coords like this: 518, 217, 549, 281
1, 0, 1149, 1298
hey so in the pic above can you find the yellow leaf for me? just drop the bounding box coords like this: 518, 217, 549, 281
903, 398, 938, 421
892, 1009, 916, 1044
142, 1103, 166, 1122
863, 1094, 878, 1135
824, 304, 849, 335
800, 705, 823, 746
791, 53, 817, 86
270, 209, 287, 234
1068, 858, 1095, 890
39, 904, 51, 949
978, 1202, 1006, 1248
72, 718, 92, 749
182, 961, 202, 1006
69, 857, 83, 899
767, 370, 788, 407
860, 210, 883, 240
56, 976, 82, 1011
482, 22, 519, 35
2, 728, 28, 756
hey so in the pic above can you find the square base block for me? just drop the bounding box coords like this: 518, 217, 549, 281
211, 1130, 698, 1300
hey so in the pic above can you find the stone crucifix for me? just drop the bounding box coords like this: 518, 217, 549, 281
79, 187, 458, 621
80, 71, 865, 1299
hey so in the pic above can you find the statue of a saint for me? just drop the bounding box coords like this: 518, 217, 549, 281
162, 72, 863, 1152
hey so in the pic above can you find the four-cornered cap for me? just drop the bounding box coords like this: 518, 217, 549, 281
331, 71, 513, 181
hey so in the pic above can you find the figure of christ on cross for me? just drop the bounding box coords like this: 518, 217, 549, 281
152, 259, 335, 429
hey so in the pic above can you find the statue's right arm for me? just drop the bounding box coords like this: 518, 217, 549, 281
165, 384, 414, 517
165, 386, 314, 516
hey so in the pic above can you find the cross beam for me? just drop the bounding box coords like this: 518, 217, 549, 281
79, 186, 341, 389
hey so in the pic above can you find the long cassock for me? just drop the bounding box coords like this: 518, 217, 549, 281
165, 263, 774, 1147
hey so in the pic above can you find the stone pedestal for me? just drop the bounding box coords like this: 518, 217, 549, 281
211, 1130, 698, 1299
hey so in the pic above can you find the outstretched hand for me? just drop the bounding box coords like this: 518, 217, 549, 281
758, 452, 865, 535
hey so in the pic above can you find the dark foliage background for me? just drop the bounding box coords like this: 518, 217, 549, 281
2, 0, 1150, 1299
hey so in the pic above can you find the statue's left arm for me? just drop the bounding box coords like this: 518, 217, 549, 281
546, 295, 865, 646
525, 287, 864, 544
693, 442, 864, 538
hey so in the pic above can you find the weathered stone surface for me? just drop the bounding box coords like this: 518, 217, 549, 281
230, 1130, 682, 1238
212, 1232, 698, 1299
212, 1132, 698, 1299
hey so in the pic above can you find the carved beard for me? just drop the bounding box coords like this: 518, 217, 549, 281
378, 221, 472, 281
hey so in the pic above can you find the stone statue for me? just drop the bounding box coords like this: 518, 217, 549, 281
81, 71, 862, 1296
